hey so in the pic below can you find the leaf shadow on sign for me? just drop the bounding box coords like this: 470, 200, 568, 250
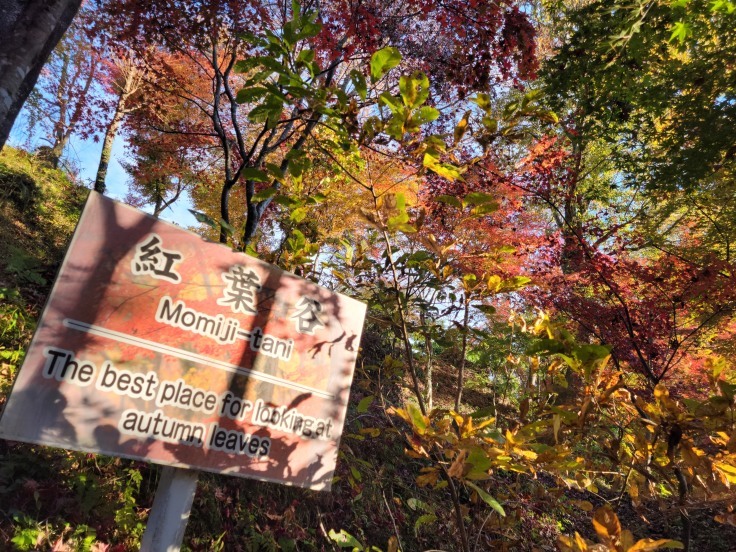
148, 260, 360, 490
2, 192, 361, 495
0, 192, 159, 452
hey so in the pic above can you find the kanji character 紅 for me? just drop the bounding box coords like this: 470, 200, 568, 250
131, 234, 182, 283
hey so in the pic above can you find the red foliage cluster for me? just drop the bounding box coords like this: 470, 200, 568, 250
315, 0, 537, 93
421, 130, 736, 390
419, 158, 547, 280
513, 136, 736, 388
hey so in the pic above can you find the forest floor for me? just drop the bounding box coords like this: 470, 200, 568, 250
1, 147, 735, 551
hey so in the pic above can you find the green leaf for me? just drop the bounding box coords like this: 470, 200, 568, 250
328, 529, 364, 550
464, 192, 497, 206
287, 228, 306, 251
423, 154, 464, 181
718, 380, 736, 400
242, 167, 270, 182
385, 116, 407, 140
248, 101, 284, 125
472, 93, 492, 111
521, 89, 542, 107
414, 514, 438, 535
405, 498, 428, 513
500, 275, 531, 291
573, 343, 611, 363
274, 195, 300, 208
466, 481, 506, 517
669, 21, 692, 44
251, 187, 278, 202
503, 101, 519, 119
435, 194, 463, 209
399, 71, 430, 108
219, 219, 236, 236
470, 203, 499, 217
396, 223, 417, 234
296, 48, 315, 64
406, 402, 427, 434
357, 396, 374, 413
242, 70, 274, 88
370, 47, 402, 82
236, 87, 268, 103
378, 91, 402, 113
470, 406, 496, 419
265, 162, 285, 179
253, 55, 290, 76
408, 251, 433, 262
233, 57, 261, 73
188, 210, 218, 229
412, 106, 440, 126
290, 207, 307, 223
350, 70, 368, 100
482, 116, 498, 133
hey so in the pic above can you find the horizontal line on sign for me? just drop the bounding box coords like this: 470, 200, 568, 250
63, 319, 335, 400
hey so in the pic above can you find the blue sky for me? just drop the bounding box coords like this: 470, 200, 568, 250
9, 116, 199, 228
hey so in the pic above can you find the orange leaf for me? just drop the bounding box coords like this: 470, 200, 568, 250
592, 505, 621, 543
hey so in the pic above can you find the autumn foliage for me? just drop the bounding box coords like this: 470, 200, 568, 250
1, 0, 736, 550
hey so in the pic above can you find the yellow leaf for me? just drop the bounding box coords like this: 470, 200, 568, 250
627, 538, 684, 551
557, 533, 589, 552
553, 414, 562, 444
593, 505, 621, 542
714, 461, 736, 484
454, 111, 470, 144
621, 529, 636, 550
359, 427, 381, 438
474, 417, 496, 431
571, 500, 595, 512
447, 450, 468, 479
450, 409, 465, 427
416, 467, 440, 487
680, 444, 702, 468
728, 431, 736, 454
388, 407, 410, 424
486, 274, 502, 292
575, 532, 590, 551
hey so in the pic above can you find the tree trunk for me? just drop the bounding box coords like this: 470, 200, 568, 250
153, 185, 164, 216
420, 311, 433, 411
0, 0, 82, 151
49, 48, 69, 168
94, 93, 125, 193
454, 295, 471, 412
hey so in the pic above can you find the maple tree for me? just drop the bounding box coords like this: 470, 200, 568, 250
93, 50, 143, 193
94, 0, 538, 246
21, 12, 100, 168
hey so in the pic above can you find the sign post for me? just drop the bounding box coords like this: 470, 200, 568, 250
0, 192, 366, 545
140, 466, 199, 551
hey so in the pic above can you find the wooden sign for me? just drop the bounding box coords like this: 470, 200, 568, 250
0, 192, 366, 491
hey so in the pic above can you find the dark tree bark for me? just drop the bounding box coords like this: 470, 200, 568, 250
0, 0, 82, 151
